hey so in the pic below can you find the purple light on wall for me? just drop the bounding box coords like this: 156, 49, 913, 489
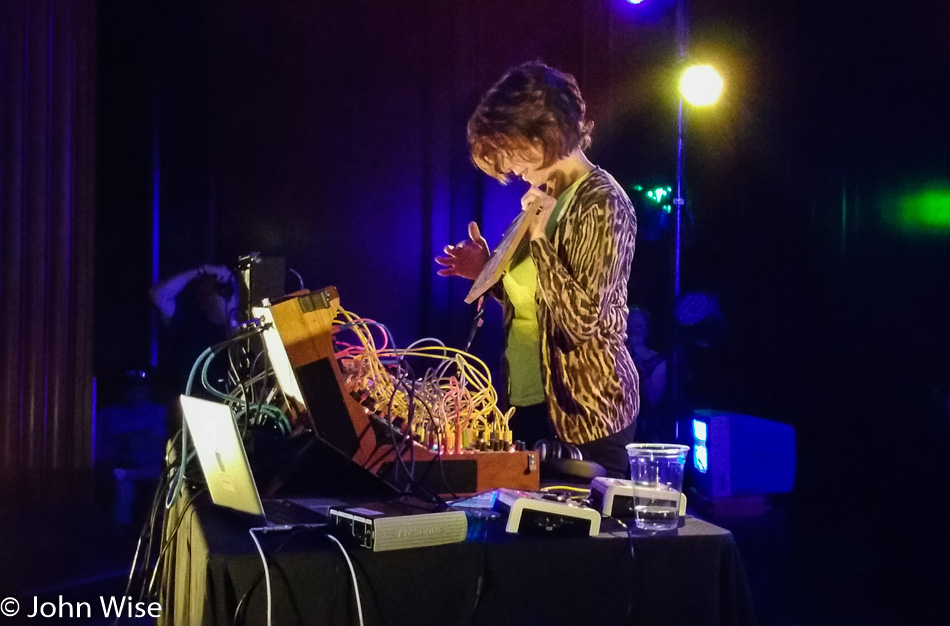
616, 0, 675, 22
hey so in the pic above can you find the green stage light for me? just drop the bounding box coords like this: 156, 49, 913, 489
643, 186, 672, 203
647, 186, 672, 212
897, 187, 950, 234
680, 64, 723, 106
629, 183, 674, 239
648, 187, 669, 202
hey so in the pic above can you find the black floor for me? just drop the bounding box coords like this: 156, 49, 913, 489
703, 501, 886, 626
0, 503, 145, 625
709, 490, 947, 626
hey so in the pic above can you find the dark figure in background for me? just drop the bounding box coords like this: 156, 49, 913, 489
95, 369, 167, 526
150, 264, 238, 399
627, 307, 670, 443
436, 62, 639, 478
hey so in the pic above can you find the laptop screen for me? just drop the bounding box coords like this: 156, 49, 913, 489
180, 395, 264, 516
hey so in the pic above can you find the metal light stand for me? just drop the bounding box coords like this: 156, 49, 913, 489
670, 0, 689, 443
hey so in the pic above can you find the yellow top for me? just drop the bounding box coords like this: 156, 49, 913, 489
501, 172, 592, 406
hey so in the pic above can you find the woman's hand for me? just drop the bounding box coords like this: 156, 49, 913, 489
200, 264, 233, 283
435, 221, 490, 280
523, 186, 557, 241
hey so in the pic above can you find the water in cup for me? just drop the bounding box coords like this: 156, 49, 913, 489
626, 443, 689, 531
632, 484, 681, 530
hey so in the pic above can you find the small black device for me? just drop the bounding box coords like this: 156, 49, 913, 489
533, 439, 606, 481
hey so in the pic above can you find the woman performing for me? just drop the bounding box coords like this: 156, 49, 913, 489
436, 61, 640, 478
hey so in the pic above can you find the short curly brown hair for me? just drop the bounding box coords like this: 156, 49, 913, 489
467, 62, 593, 181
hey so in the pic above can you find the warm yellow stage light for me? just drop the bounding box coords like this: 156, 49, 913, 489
679, 64, 723, 106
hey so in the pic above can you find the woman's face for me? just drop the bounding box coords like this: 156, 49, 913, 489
499, 143, 554, 189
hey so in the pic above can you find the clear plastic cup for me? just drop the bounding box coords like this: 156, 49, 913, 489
626, 443, 690, 531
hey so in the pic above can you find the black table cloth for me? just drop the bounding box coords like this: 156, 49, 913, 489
159, 492, 755, 626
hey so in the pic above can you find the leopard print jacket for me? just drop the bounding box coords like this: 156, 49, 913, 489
504, 166, 639, 444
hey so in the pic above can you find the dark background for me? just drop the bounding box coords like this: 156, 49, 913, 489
93, 0, 950, 620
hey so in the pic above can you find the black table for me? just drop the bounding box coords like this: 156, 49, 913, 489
159, 493, 755, 625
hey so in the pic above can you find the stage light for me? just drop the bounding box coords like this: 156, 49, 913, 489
648, 186, 672, 212
674, 291, 725, 348
648, 187, 669, 202
679, 64, 724, 106
617, 0, 674, 21
629, 183, 674, 240
897, 186, 950, 234
632, 184, 673, 209
674, 291, 716, 326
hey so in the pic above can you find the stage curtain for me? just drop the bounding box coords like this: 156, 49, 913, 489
0, 0, 97, 502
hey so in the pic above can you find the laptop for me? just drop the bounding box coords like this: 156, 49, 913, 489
180, 394, 333, 526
